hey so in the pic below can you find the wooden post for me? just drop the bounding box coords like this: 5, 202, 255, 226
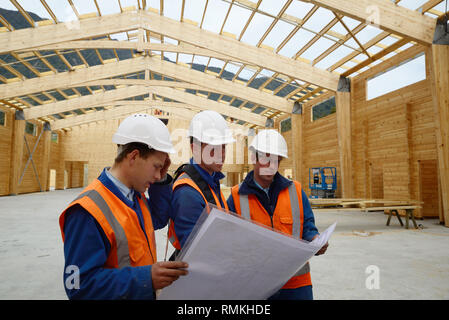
336, 76, 354, 198
9, 110, 25, 195
40, 122, 52, 191
404, 103, 413, 200
429, 17, 449, 227
291, 104, 303, 184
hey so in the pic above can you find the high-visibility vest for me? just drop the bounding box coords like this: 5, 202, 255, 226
168, 172, 229, 250
231, 181, 312, 289
59, 178, 157, 268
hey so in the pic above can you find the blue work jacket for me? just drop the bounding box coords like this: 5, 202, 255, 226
170, 158, 225, 248
62, 168, 172, 300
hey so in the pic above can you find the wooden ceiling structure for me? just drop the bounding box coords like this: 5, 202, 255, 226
0, 0, 446, 132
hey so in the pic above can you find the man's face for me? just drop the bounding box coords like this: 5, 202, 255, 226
253, 152, 282, 183
132, 150, 168, 193
192, 142, 226, 173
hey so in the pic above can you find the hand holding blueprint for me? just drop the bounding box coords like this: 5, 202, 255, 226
159, 205, 336, 300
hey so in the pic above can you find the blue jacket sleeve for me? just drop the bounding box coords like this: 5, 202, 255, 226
171, 185, 206, 248
301, 190, 319, 241
227, 194, 236, 213
63, 205, 154, 300
147, 176, 173, 230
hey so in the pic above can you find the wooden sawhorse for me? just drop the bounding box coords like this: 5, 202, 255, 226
386, 207, 419, 229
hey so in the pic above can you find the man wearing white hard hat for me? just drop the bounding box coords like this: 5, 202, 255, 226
227, 129, 328, 300
59, 114, 188, 299
168, 110, 235, 258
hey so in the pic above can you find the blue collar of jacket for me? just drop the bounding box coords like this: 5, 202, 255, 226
98, 168, 141, 208
238, 170, 292, 198
189, 158, 225, 190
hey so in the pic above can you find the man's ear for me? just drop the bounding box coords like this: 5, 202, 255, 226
127, 149, 140, 164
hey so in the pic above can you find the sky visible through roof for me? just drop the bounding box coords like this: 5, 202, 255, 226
0, 0, 443, 103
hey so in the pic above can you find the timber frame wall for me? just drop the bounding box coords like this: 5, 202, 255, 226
0, 1, 448, 227
279, 43, 444, 222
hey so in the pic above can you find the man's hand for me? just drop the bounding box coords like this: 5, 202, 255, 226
159, 156, 172, 182
312, 234, 329, 256
151, 261, 188, 290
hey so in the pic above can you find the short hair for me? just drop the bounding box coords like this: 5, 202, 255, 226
114, 142, 155, 164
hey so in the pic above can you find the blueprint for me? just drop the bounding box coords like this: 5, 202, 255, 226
158, 205, 336, 300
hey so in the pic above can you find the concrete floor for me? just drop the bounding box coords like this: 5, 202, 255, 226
0, 188, 448, 300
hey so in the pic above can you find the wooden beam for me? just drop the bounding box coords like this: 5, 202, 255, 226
145, 56, 293, 113
336, 77, 353, 198
140, 10, 340, 90
0, 11, 140, 54
50, 104, 194, 130
428, 23, 449, 227
40, 123, 52, 191
147, 86, 267, 126
291, 113, 303, 184
9, 111, 25, 195
307, 0, 436, 44
80, 79, 206, 90
23, 86, 150, 119
0, 56, 147, 100
20, 41, 234, 61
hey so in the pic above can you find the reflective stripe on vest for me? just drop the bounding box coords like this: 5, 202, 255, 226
238, 183, 301, 238
74, 189, 132, 268
232, 180, 312, 289
60, 179, 156, 268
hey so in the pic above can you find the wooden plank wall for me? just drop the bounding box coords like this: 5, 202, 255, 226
60, 120, 120, 185
0, 107, 13, 195
279, 46, 439, 219
352, 47, 438, 214
18, 120, 45, 194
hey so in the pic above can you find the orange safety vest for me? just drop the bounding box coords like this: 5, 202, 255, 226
168, 172, 229, 250
59, 178, 157, 268
231, 180, 312, 290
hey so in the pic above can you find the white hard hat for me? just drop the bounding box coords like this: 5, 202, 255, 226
188, 110, 236, 146
249, 129, 288, 158
112, 113, 175, 154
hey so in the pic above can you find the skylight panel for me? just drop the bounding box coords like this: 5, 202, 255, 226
329, 22, 348, 37
262, 20, 295, 49
193, 55, 210, 66
120, 0, 138, 9
222, 4, 252, 36
97, 0, 121, 15
238, 67, 256, 81
208, 58, 226, 70
163, 52, 177, 62
301, 7, 334, 33
72, 0, 98, 15
45, 0, 76, 22
110, 32, 129, 41
18, 1, 53, 20
163, 0, 182, 21
300, 37, 335, 61
178, 54, 193, 64
183, 0, 207, 24
258, 0, 289, 16
201, 0, 230, 33
313, 45, 354, 70
284, 0, 314, 20
341, 16, 360, 30
240, 13, 274, 46
354, 25, 383, 44
278, 28, 315, 58
0, 0, 15, 10
397, 0, 428, 11
377, 36, 399, 47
